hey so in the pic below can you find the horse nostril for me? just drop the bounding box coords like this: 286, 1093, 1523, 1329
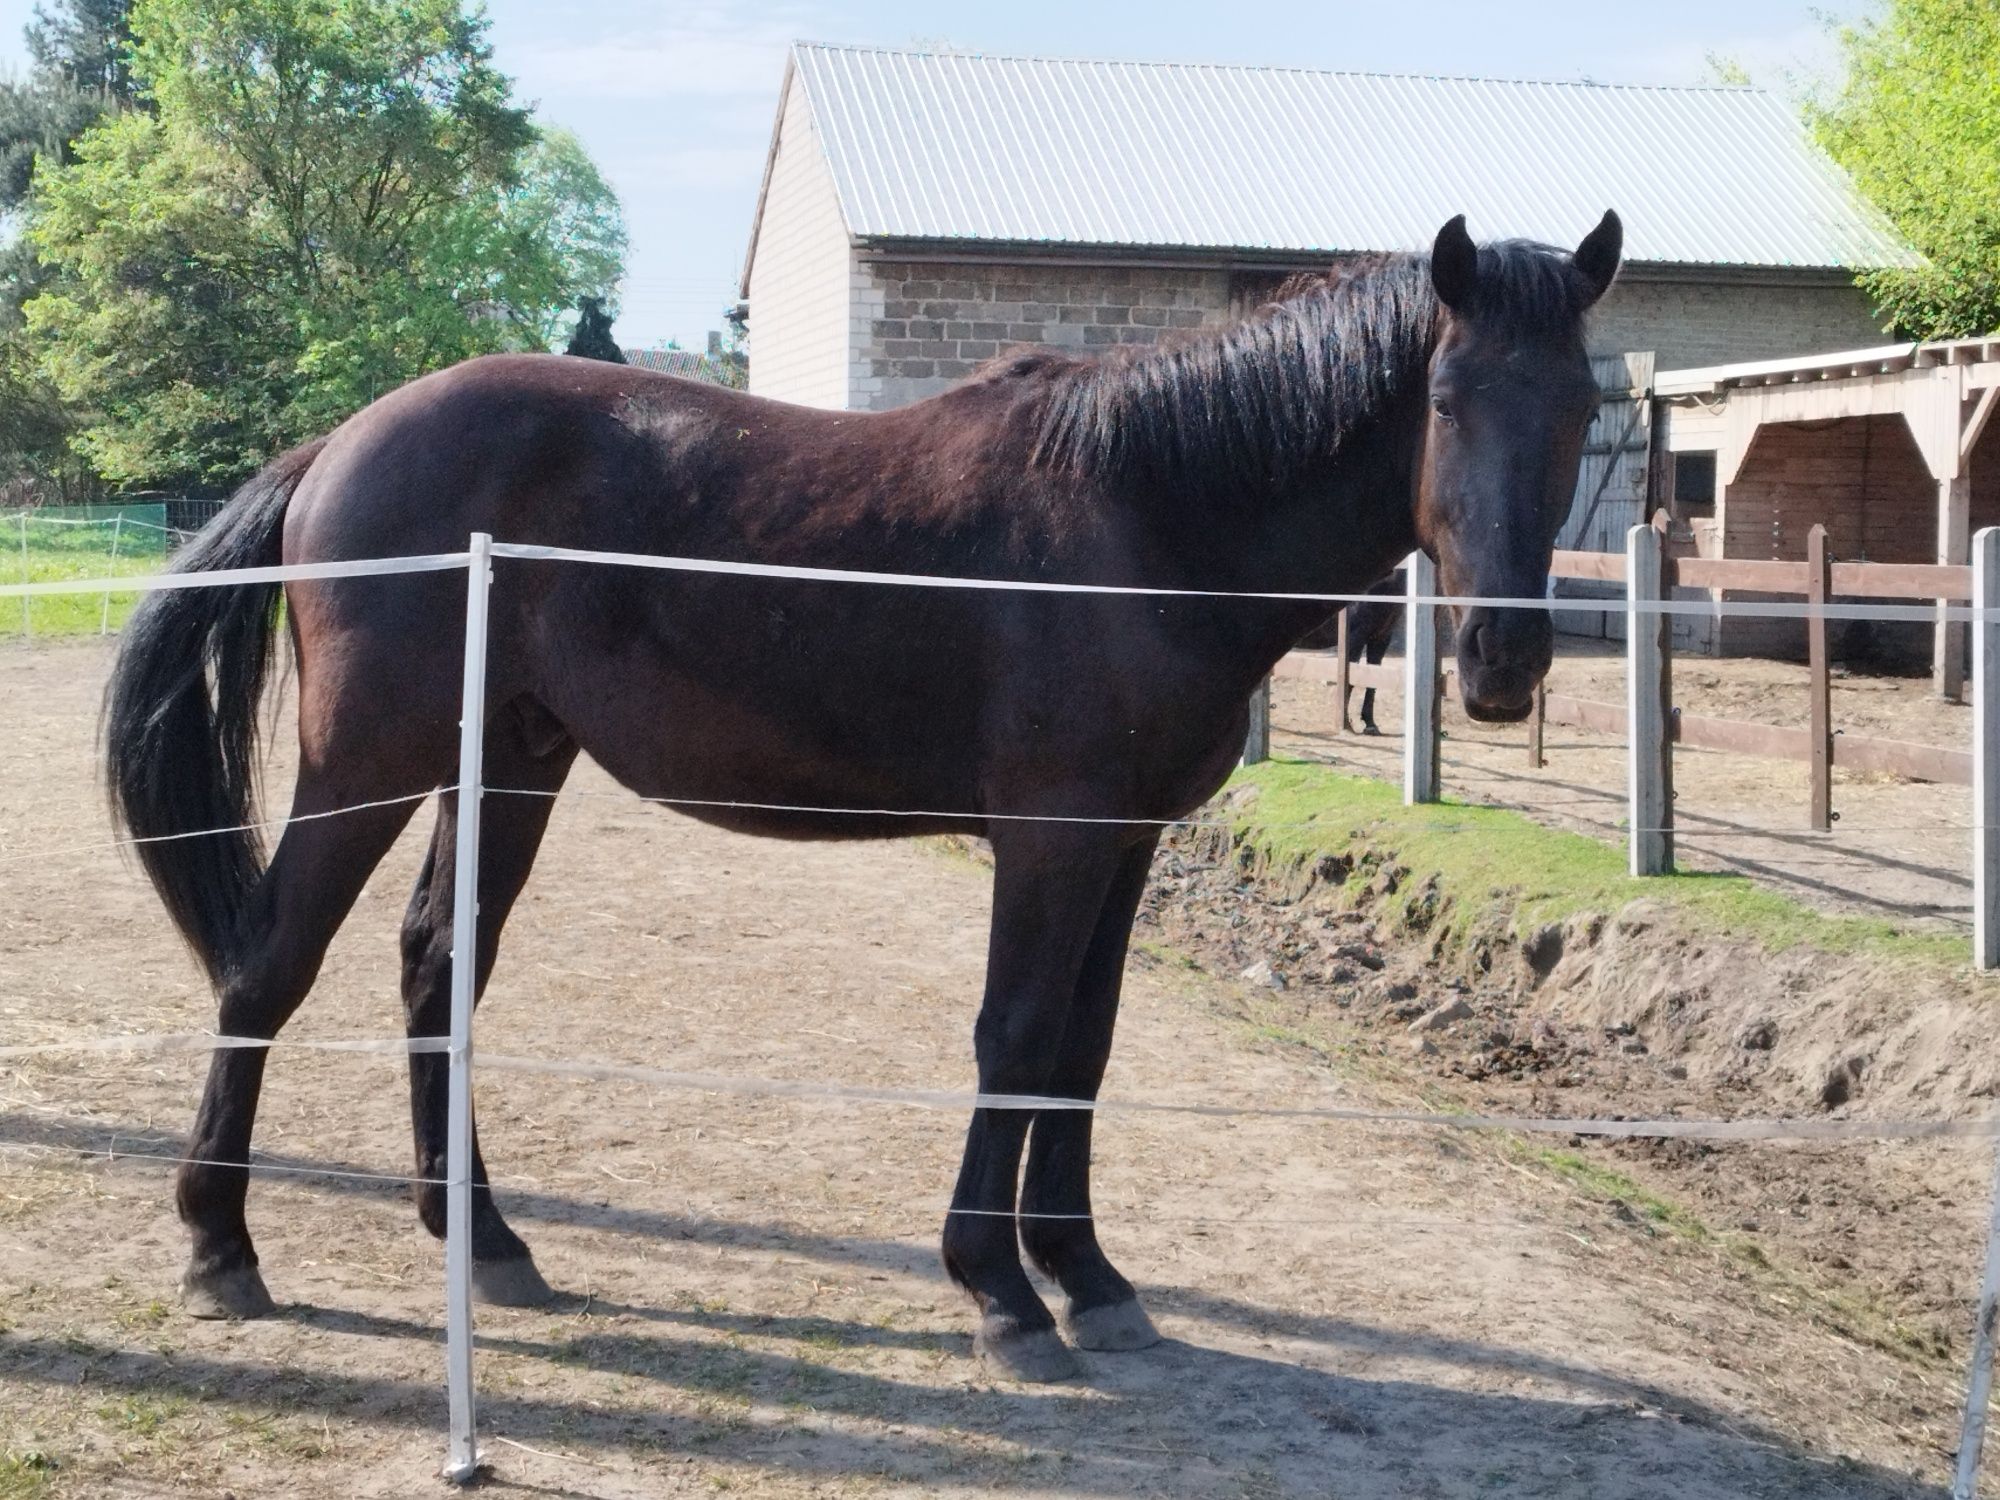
1474, 623, 1500, 667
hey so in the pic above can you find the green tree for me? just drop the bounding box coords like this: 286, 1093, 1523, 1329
23, 0, 626, 489
27, 0, 136, 103
1810, 0, 2000, 339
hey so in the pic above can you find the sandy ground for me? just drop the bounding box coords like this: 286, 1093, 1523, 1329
0, 638, 1971, 1498
1276, 640, 1976, 930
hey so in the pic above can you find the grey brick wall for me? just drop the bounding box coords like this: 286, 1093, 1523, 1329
844, 257, 1887, 409
850, 261, 1233, 411
1590, 275, 1885, 372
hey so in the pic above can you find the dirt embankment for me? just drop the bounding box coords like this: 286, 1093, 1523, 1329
1141, 787, 2000, 1366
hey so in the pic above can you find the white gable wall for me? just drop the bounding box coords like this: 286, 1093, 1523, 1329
745, 73, 852, 410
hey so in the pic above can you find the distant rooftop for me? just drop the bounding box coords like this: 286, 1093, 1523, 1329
624, 347, 747, 387
774, 42, 1916, 271
1657, 335, 2000, 397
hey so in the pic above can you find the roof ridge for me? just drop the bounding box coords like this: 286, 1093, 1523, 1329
788, 38, 1770, 96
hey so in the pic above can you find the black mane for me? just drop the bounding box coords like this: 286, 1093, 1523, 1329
1025, 241, 1591, 498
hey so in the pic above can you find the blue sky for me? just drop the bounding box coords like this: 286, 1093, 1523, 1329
0, 0, 1871, 348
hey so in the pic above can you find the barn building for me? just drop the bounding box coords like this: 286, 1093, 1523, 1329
742, 43, 1909, 408
739, 43, 1921, 656
1655, 338, 2000, 691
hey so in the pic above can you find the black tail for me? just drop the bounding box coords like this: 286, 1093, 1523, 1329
104, 441, 326, 985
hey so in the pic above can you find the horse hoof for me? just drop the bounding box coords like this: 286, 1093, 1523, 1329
1063, 1298, 1160, 1352
472, 1254, 555, 1308
1361, 724, 1382, 737
975, 1318, 1080, 1382
181, 1264, 276, 1320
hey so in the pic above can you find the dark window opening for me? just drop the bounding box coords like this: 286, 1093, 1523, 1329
1674, 451, 1717, 514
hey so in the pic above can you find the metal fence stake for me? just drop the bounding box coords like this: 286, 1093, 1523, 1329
442, 532, 492, 1484
1404, 551, 1440, 804
100, 514, 124, 636
1627, 522, 1672, 875
1977, 528, 2000, 972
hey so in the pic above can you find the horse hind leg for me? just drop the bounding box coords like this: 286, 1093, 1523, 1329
401, 720, 576, 1306
179, 784, 423, 1318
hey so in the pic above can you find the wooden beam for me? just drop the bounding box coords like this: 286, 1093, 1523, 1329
1941, 473, 1972, 700
1966, 384, 2000, 463
1335, 608, 1351, 733
1539, 694, 1970, 784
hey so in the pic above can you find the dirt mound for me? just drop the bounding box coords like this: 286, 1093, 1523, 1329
1143, 799, 2000, 1365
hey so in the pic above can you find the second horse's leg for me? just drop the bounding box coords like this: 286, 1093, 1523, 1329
400, 732, 576, 1305
1019, 834, 1162, 1352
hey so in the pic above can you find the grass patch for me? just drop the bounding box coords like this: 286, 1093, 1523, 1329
3, 509, 172, 640
1226, 758, 1966, 966
0, 1451, 58, 1500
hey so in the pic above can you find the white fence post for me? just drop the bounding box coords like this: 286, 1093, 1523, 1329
1627, 522, 1672, 876
17, 513, 28, 637
99, 514, 124, 636
1243, 677, 1271, 765
1404, 551, 1440, 805
1976, 527, 2000, 971
443, 532, 492, 1484
1955, 1139, 2000, 1499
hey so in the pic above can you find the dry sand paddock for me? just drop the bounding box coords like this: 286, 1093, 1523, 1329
0, 636, 1978, 1498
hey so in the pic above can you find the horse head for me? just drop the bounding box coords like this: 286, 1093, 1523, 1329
1415, 211, 1622, 722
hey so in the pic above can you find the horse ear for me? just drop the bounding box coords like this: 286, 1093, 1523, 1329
1572, 209, 1623, 306
1430, 214, 1478, 311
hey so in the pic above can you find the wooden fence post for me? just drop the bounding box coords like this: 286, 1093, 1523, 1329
1627, 521, 1673, 875
1808, 524, 1833, 832
1528, 681, 1546, 769
1335, 608, 1351, 734
1243, 677, 1271, 766
1404, 551, 1441, 804
1974, 526, 2000, 971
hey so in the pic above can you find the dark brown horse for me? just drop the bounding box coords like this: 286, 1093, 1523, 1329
105, 212, 1618, 1381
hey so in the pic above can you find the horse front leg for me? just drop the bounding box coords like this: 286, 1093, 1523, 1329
1019, 833, 1162, 1352
942, 824, 1128, 1382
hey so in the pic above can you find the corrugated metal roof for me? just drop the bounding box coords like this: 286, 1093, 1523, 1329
786, 43, 1916, 270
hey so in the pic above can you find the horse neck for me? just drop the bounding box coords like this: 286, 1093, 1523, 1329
1128, 387, 1428, 607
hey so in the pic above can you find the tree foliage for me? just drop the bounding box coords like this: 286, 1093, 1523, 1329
23, 0, 626, 489
1810, 0, 2000, 340
27, 0, 137, 103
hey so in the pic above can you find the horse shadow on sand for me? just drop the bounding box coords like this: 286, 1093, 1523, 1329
0, 1111, 1955, 1499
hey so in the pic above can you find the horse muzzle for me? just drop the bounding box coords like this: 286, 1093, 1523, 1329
1454, 609, 1552, 723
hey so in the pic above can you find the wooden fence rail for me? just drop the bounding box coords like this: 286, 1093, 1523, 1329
1265, 530, 1998, 966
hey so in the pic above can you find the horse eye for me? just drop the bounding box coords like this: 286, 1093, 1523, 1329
1431, 397, 1455, 425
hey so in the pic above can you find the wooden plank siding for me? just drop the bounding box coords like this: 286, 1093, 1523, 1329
1719, 414, 1936, 659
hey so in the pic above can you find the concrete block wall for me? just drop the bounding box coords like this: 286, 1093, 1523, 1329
1591, 276, 1886, 372
850, 261, 1234, 411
